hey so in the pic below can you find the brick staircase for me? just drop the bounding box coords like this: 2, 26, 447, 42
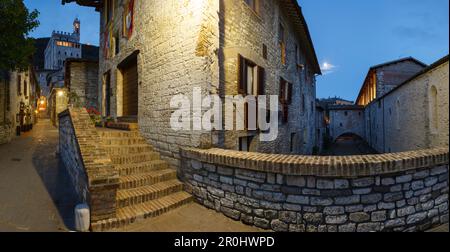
91, 128, 193, 231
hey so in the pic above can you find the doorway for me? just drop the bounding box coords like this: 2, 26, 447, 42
103, 71, 111, 117
118, 51, 139, 121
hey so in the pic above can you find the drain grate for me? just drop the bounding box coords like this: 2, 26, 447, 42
11, 158, 22, 162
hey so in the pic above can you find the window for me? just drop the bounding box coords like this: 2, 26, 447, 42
279, 23, 286, 65
17, 75, 21, 95
6, 78, 10, 111
344, 111, 348, 116
395, 99, 401, 130
244, 0, 260, 15
279, 78, 292, 123
430, 86, 438, 132
115, 32, 120, 55
279, 78, 292, 104
262, 44, 267, 60
238, 55, 265, 96
238, 55, 265, 130
301, 94, 306, 113
24, 80, 27, 97
290, 133, 296, 153
239, 136, 254, 152
105, 0, 114, 24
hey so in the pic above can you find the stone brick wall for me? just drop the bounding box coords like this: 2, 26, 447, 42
59, 108, 119, 223
180, 147, 449, 232
220, 0, 317, 155
366, 58, 449, 153
328, 106, 365, 141
375, 61, 425, 98
0, 76, 10, 144
96, 0, 320, 167
67, 60, 99, 109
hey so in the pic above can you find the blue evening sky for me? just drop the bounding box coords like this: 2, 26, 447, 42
24, 0, 449, 101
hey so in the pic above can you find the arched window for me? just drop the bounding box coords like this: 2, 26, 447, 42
430, 86, 438, 132
396, 99, 401, 130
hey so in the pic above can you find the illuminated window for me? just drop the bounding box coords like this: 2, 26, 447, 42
17, 75, 21, 95
279, 23, 286, 65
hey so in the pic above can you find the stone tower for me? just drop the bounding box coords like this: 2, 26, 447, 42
44, 18, 82, 70
73, 18, 80, 41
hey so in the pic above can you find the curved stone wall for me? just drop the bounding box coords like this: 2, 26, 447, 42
180, 148, 449, 232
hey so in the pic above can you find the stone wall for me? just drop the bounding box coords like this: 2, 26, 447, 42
0, 75, 11, 144
59, 108, 119, 223
220, 0, 317, 155
328, 106, 365, 141
180, 147, 449, 232
375, 60, 426, 98
366, 58, 449, 153
97, 0, 320, 167
67, 60, 99, 109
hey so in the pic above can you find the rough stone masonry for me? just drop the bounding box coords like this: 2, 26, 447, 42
180, 147, 449, 232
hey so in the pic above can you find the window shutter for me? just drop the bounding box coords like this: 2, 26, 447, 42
257, 66, 265, 95
279, 78, 285, 103
238, 54, 245, 95
287, 82, 293, 104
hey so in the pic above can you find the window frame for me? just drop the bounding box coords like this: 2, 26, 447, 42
238, 54, 265, 131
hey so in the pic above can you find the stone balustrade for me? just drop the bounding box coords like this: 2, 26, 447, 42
180, 147, 449, 232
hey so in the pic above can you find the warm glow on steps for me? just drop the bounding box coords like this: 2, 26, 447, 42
91, 128, 193, 231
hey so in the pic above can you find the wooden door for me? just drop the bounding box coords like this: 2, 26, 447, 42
122, 61, 138, 117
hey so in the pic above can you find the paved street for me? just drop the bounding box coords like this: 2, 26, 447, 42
0, 119, 262, 232
119, 203, 264, 232
0, 119, 77, 232
323, 136, 378, 156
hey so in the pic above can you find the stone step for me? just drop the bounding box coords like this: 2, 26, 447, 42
101, 137, 148, 145
119, 169, 177, 190
117, 180, 184, 208
116, 160, 169, 176
110, 152, 161, 165
97, 129, 141, 138
91, 191, 193, 231
103, 144, 154, 155
106, 122, 139, 131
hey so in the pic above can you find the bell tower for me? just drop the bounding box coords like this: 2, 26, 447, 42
73, 18, 80, 41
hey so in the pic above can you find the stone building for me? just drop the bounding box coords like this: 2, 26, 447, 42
356, 57, 427, 106
64, 58, 99, 109
365, 55, 449, 153
0, 67, 39, 143
328, 105, 365, 142
0, 71, 11, 144
64, 0, 322, 167
314, 101, 326, 153
328, 56, 449, 153
44, 19, 82, 70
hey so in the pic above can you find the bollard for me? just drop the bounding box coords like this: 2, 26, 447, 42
75, 204, 90, 232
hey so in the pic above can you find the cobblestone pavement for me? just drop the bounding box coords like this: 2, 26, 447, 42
0, 119, 77, 232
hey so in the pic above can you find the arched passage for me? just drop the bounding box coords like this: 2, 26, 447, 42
327, 132, 377, 156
